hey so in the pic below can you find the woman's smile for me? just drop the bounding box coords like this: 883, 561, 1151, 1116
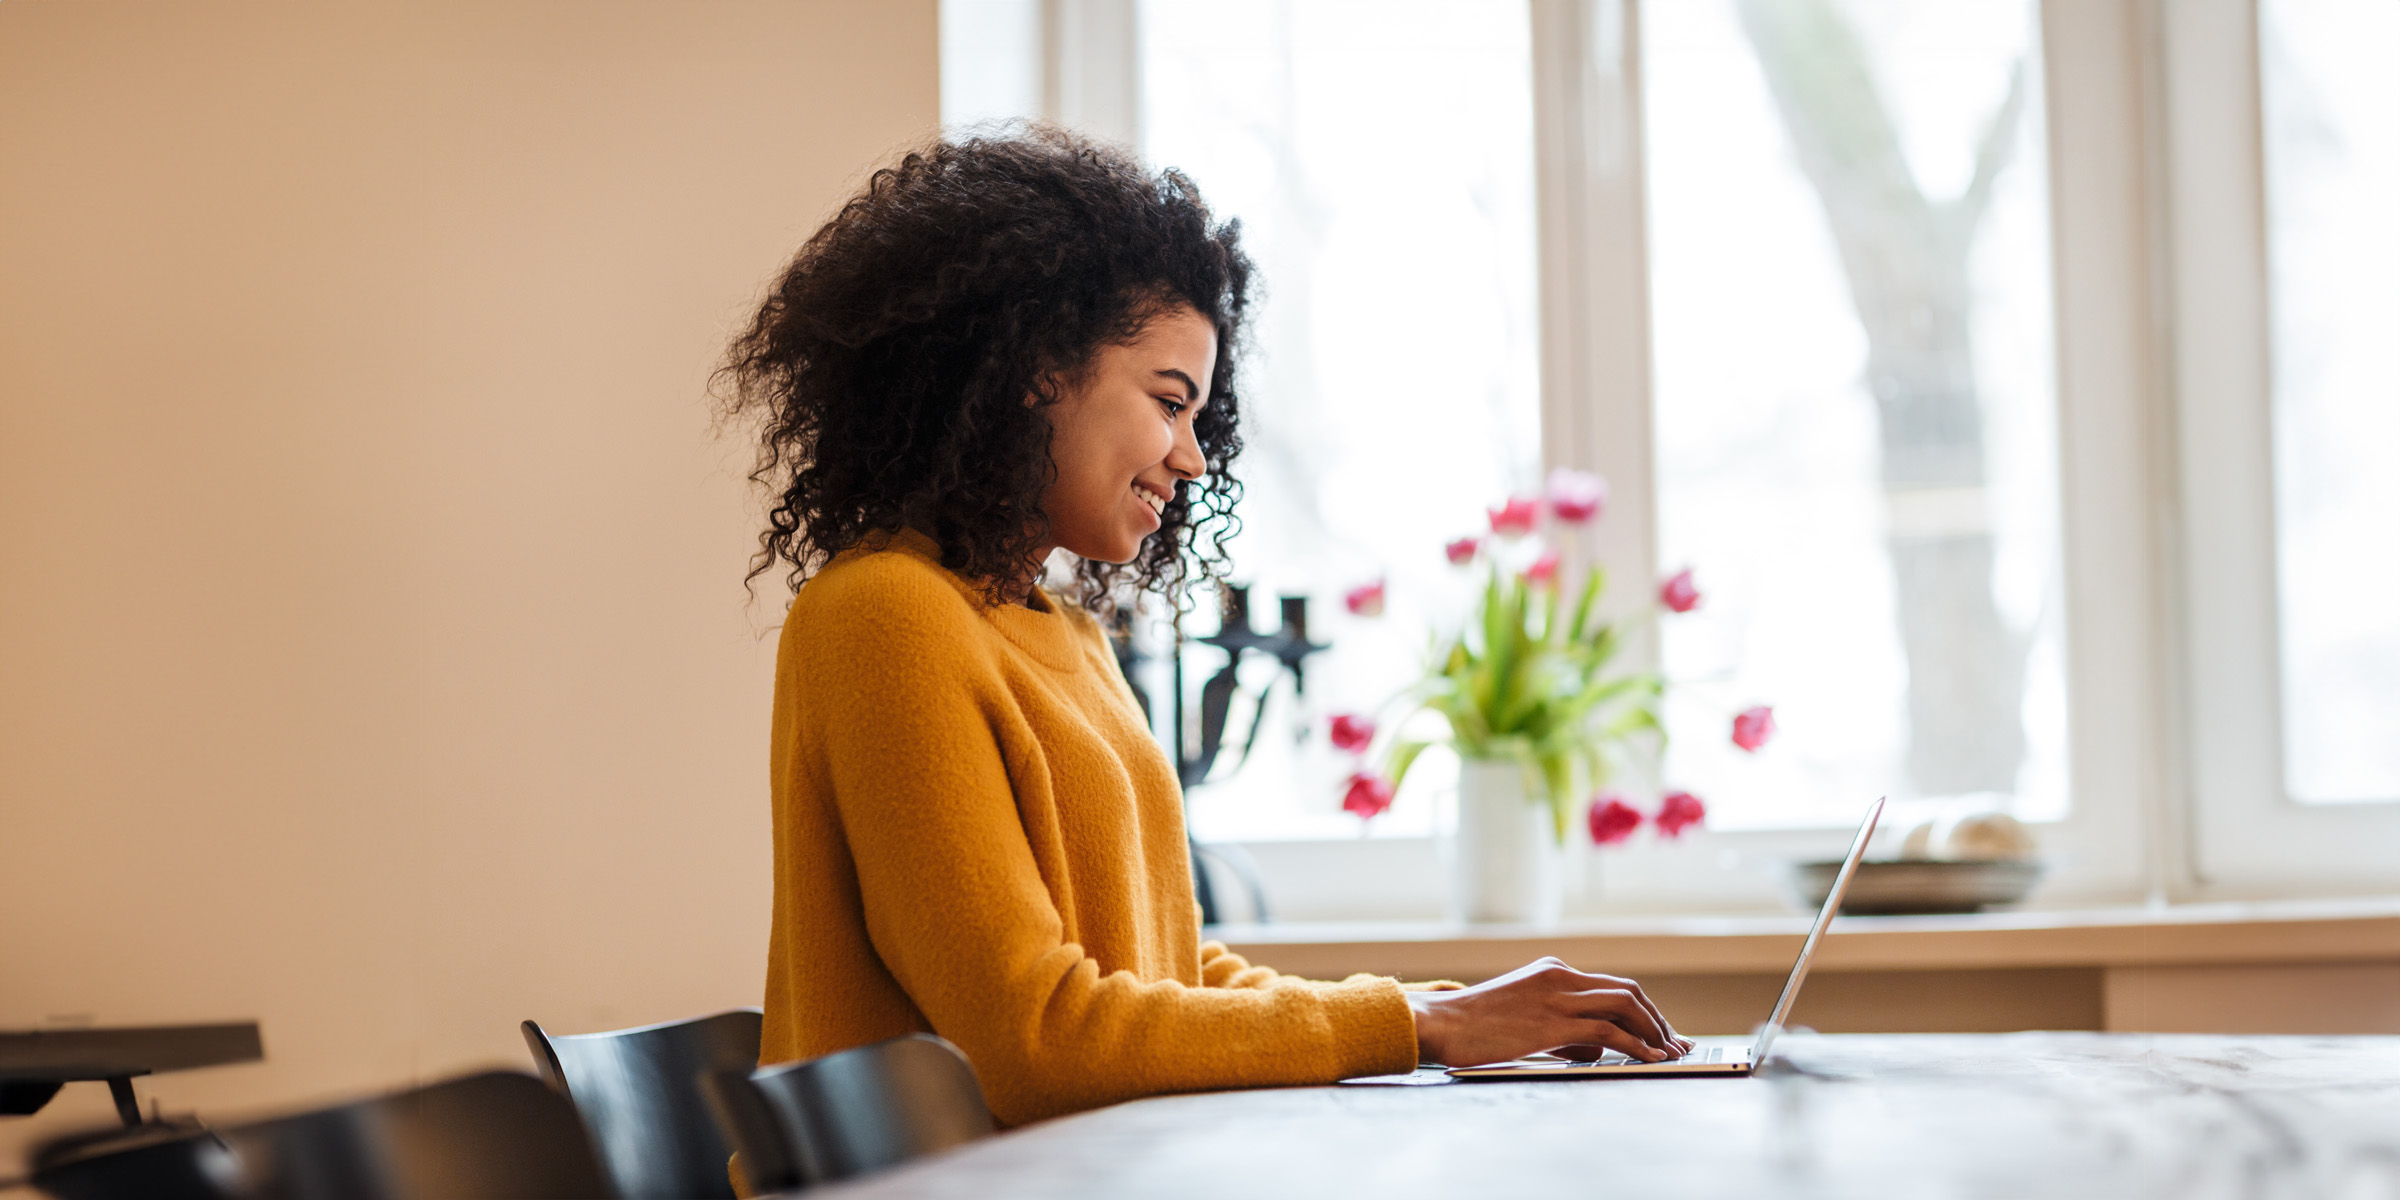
1132, 480, 1170, 522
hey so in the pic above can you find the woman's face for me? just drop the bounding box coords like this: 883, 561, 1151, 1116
1034, 305, 1217, 569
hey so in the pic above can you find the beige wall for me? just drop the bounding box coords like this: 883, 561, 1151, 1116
0, 0, 936, 1170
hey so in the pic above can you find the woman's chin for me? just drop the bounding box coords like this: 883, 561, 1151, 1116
1061, 533, 1145, 566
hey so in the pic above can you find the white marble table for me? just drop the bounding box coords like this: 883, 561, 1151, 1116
803, 1034, 2400, 1199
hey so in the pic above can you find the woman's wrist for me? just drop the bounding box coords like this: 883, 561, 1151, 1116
1404, 990, 1450, 1064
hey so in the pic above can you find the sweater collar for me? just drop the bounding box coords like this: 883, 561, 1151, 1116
877, 528, 1087, 671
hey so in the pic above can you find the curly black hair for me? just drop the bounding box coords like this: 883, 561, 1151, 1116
716, 125, 1252, 611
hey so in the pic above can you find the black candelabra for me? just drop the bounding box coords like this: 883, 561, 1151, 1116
1109, 584, 1329, 925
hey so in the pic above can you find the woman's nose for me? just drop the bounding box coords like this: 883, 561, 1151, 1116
1165, 416, 1206, 483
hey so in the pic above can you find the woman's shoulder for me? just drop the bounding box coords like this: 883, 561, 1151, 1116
784, 535, 989, 654
1047, 599, 1112, 651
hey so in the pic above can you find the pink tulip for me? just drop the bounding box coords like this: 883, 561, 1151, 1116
1487, 496, 1541, 540
1522, 549, 1562, 587
1327, 713, 1376, 755
1343, 579, 1386, 617
1342, 772, 1396, 820
1587, 794, 1644, 845
1659, 567, 1701, 614
1731, 705, 1777, 753
1546, 468, 1608, 524
1655, 791, 1707, 839
1444, 536, 1482, 566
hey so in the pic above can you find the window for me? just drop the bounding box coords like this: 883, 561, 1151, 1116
2259, 0, 2400, 807
2167, 0, 2400, 892
1644, 0, 2067, 832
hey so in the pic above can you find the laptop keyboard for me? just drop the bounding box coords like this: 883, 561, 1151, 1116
1608, 1045, 1729, 1065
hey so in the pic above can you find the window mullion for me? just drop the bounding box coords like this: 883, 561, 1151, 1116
1532, 0, 1659, 642
2034, 0, 2177, 903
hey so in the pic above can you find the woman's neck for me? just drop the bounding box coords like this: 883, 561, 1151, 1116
1015, 542, 1059, 609
897, 520, 1053, 609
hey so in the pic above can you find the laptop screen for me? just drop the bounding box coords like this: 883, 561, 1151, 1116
1750, 796, 1885, 1064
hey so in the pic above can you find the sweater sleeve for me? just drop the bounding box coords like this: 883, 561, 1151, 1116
1198, 940, 1300, 990
796, 586, 1420, 1125
1201, 941, 1465, 994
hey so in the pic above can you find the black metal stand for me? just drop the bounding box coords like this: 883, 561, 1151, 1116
1112, 586, 1327, 925
105, 1076, 143, 1127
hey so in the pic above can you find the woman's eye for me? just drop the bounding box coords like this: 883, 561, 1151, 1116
1156, 396, 1188, 418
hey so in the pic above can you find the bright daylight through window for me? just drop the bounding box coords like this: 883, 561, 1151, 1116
1645, 0, 2066, 831
2260, 0, 2400, 806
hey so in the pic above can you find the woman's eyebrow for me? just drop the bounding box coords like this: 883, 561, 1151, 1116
1154, 368, 1201, 403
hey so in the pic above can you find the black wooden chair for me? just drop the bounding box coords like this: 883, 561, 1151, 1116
521, 1009, 761, 1200
30, 1071, 605, 1200
218, 1070, 608, 1200
702, 1033, 995, 1192
27, 1119, 239, 1200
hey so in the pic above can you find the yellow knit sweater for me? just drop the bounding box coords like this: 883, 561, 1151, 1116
758, 530, 1423, 1126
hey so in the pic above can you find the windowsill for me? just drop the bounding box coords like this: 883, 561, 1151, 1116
1213, 895, 2400, 980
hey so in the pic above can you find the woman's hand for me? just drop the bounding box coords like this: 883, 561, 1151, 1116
1404, 957, 1692, 1066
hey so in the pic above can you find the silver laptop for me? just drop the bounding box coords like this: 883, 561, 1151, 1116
1447, 795, 1885, 1080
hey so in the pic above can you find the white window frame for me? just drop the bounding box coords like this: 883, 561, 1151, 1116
2156, 0, 2400, 895
940, 0, 1140, 142
943, 0, 2400, 919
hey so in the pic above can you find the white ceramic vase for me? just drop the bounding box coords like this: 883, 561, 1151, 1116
1452, 759, 1563, 925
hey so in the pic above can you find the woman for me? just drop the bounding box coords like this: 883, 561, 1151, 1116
718, 128, 1689, 1128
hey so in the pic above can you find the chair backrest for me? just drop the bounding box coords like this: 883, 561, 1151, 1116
521, 1008, 761, 1200
218, 1070, 610, 1200
703, 1033, 995, 1191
